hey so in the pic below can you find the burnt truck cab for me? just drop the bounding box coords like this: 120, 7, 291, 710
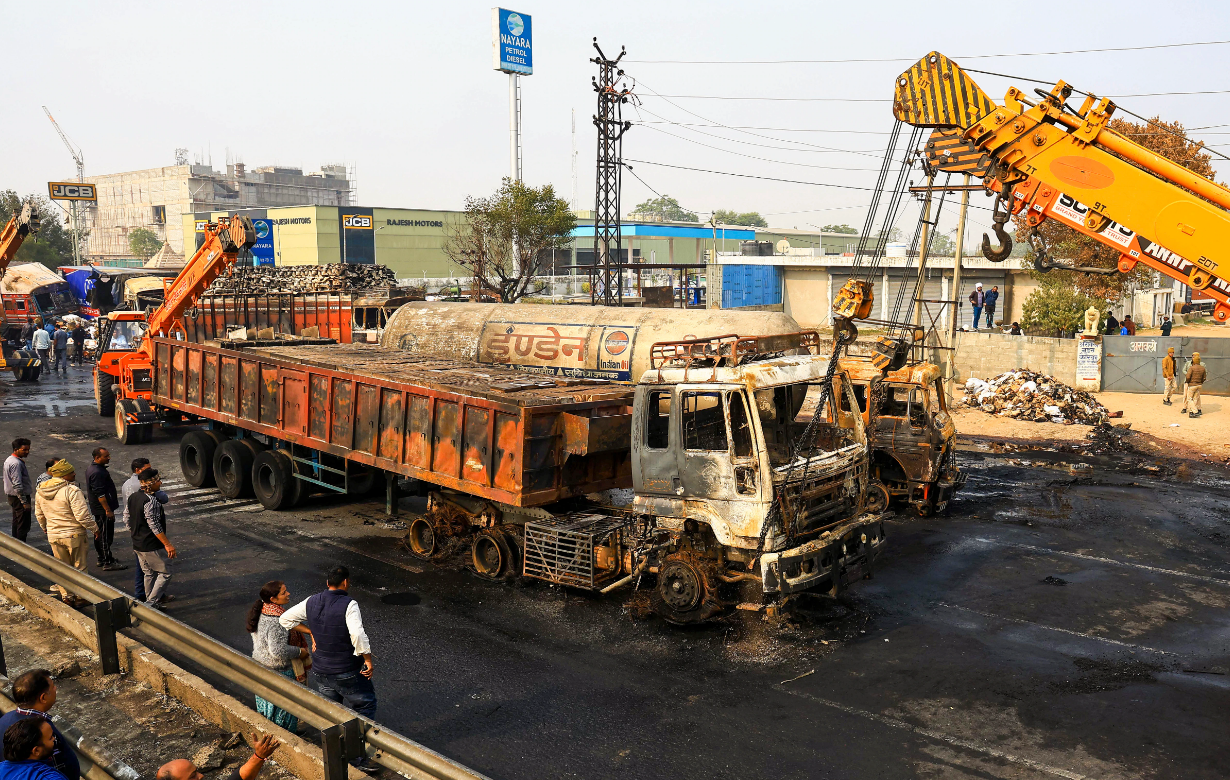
0, 263, 79, 341
838, 356, 964, 515
631, 334, 884, 616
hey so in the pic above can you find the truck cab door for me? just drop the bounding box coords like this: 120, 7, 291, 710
632, 386, 678, 496
873, 383, 929, 480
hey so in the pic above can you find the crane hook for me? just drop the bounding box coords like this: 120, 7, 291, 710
981, 188, 1014, 262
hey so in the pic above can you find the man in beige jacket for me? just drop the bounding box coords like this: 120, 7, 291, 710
33, 460, 99, 606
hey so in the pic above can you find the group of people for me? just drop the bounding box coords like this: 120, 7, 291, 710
3, 440, 177, 609
0, 668, 283, 780
968, 283, 1000, 330
1104, 312, 1175, 337
18, 320, 88, 374
245, 566, 378, 769
1162, 347, 1208, 417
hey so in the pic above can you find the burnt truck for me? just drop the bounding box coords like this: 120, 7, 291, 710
839, 356, 963, 516
150, 330, 882, 623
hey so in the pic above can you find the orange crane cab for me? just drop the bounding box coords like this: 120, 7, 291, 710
102, 216, 255, 443
0, 203, 44, 382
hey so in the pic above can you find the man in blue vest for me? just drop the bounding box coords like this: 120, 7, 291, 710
279, 566, 376, 720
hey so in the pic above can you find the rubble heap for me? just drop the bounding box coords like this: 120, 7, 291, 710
206, 264, 396, 295
963, 370, 1108, 425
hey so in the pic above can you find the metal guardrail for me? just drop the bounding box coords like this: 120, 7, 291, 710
0, 533, 490, 780
0, 685, 139, 780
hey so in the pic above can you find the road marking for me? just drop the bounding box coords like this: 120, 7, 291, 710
778, 688, 1090, 780
937, 602, 1178, 656
976, 538, 1230, 586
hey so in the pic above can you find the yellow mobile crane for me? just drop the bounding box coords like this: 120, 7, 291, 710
893, 51, 1230, 324
0, 203, 44, 381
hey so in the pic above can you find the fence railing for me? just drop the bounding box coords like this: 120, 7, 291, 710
0, 533, 489, 780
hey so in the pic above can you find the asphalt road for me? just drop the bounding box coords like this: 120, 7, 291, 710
4, 365, 1230, 779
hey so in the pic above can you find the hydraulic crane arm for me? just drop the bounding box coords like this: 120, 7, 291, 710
0, 203, 40, 279
139, 216, 255, 359
895, 52, 1230, 323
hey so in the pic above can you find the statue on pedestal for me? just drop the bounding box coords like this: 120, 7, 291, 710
1083, 306, 1101, 336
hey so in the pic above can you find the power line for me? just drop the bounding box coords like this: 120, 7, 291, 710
638, 124, 885, 171
624, 39, 1230, 64
647, 94, 892, 103
622, 159, 882, 191
638, 121, 893, 135
633, 107, 885, 155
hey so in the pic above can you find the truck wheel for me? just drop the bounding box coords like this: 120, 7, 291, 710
252, 450, 295, 510
214, 440, 255, 499
471, 529, 514, 580
180, 430, 220, 488
115, 404, 141, 445
863, 480, 890, 514
406, 517, 436, 559
95, 369, 115, 416
653, 555, 722, 625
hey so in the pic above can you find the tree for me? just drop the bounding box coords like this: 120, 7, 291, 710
629, 195, 698, 222
1014, 114, 1216, 302
821, 224, 858, 234
444, 178, 577, 303
0, 190, 78, 269
712, 209, 768, 228
129, 227, 163, 261
1020, 276, 1108, 335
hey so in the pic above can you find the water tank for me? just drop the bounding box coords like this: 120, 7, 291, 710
381, 302, 803, 382
886, 243, 908, 258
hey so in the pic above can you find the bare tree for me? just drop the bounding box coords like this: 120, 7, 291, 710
444, 178, 577, 303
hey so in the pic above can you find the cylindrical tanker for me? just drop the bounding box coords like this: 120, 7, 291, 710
381, 302, 803, 382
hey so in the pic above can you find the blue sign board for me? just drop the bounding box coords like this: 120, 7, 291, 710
492, 8, 532, 75
250, 218, 275, 266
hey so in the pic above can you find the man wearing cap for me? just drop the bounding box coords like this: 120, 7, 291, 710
1184, 352, 1207, 418
1162, 347, 1177, 406
32, 461, 99, 607
128, 468, 176, 608
968, 283, 986, 329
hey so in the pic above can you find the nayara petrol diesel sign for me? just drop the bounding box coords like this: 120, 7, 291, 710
492, 8, 532, 75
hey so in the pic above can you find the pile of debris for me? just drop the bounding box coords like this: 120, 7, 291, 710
963, 370, 1108, 424
207, 264, 396, 295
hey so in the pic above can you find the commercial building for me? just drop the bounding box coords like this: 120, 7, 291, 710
81, 162, 352, 264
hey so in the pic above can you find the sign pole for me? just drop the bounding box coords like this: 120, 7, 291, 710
509, 73, 521, 183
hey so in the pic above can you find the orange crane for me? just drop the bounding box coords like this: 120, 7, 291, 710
0, 202, 44, 381
894, 51, 1230, 324
105, 215, 255, 443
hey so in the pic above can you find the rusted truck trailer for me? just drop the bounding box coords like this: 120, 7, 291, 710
143, 332, 884, 623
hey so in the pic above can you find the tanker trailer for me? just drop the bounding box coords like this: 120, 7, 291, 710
380, 302, 802, 382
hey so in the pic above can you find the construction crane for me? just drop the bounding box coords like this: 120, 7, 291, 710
42, 106, 84, 265
894, 52, 1230, 324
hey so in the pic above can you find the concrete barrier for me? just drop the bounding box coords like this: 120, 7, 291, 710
0, 569, 361, 780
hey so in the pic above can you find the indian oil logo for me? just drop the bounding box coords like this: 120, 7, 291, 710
604, 330, 629, 356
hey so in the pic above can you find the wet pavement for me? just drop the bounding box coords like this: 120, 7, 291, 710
3, 366, 1230, 779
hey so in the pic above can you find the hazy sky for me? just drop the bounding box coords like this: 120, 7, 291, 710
6, 1, 1229, 248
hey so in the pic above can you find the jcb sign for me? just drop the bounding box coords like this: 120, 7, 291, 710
343, 214, 373, 229
48, 182, 96, 201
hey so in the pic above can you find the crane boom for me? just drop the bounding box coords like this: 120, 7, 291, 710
42, 106, 83, 179
0, 203, 40, 279
894, 52, 1230, 324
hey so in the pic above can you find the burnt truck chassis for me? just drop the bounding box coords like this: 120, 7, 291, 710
148, 334, 884, 624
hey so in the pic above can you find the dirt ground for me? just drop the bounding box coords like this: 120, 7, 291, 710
953, 389, 1230, 462
1132, 319, 1229, 337
0, 595, 296, 780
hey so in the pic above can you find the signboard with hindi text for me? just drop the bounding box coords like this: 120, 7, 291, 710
478, 320, 637, 381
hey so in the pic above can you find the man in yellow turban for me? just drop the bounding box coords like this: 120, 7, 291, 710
33, 461, 100, 607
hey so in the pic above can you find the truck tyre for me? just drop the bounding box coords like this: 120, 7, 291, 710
406, 517, 436, 559
180, 430, 220, 488
115, 403, 141, 445
95, 369, 116, 416
863, 480, 890, 514
471, 529, 515, 581
652, 554, 722, 625
252, 450, 295, 510
214, 440, 256, 499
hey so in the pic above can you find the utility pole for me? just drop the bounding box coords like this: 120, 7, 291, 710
570, 108, 578, 211
912, 171, 936, 328
946, 173, 971, 399
43, 106, 84, 265
591, 39, 631, 307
